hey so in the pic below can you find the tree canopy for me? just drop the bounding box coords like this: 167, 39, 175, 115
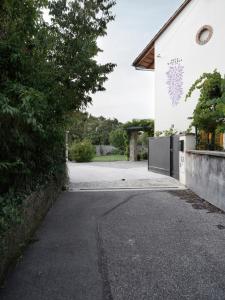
68, 111, 121, 145
0, 0, 116, 194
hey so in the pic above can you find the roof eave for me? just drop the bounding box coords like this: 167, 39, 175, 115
132, 0, 193, 69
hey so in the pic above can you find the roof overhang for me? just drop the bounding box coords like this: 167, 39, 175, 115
134, 47, 155, 70
132, 0, 193, 70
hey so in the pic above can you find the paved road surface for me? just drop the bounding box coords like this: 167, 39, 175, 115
1, 162, 225, 299
68, 161, 182, 191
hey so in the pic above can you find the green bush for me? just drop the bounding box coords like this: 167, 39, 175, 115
0, 192, 23, 239
69, 140, 95, 162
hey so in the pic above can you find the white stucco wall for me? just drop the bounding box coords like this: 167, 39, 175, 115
154, 0, 225, 133
179, 135, 196, 185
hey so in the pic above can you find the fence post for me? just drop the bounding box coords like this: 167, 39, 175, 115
65, 131, 69, 162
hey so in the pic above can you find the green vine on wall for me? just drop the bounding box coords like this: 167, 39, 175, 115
186, 70, 225, 148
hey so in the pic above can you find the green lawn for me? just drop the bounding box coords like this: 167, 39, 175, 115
92, 155, 127, 162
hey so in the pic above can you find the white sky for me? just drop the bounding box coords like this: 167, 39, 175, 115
88, 0, 183, 122
43, 1, 184, 122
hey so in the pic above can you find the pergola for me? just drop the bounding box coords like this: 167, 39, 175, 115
126, 126, 152, 161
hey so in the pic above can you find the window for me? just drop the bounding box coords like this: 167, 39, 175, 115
196, 25, 213, 45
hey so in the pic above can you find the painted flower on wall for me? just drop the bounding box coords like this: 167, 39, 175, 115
166, 58, 184, 107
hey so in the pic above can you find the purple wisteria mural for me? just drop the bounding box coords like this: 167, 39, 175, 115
166, 58, 184, 107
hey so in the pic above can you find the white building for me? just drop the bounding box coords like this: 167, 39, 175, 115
133, 0, 225, 136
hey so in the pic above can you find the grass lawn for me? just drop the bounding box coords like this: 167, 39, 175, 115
92, 155, 127, 162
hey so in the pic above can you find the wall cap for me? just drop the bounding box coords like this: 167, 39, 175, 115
179, 133, 195, 137
186, 150, 225, 158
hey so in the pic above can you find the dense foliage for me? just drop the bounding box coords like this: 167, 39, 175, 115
124, 119, 154, 136
68, 111, 121, 145
186, 70, 225, 148
109, 128, 126, 153
68, 116, 154, 157
69, 140, 95, 162
0, 0, 115, 194
0, 0, 115, 233
155, 127, 179, 137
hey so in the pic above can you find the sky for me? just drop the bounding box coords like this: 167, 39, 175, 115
87, 0, 184, 122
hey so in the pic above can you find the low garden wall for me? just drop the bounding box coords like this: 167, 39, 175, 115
186, 150, 225, 211
0, 165, 67, 283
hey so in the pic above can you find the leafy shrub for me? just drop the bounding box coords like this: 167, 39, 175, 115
186, 70, 225, 149
0, 192, 23, 239
69, 140, 95, 162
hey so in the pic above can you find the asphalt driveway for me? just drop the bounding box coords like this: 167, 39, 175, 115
1, 162, 225, 299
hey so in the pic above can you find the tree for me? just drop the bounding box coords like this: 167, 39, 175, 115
67, 111, 89, 143
186, 70, 225, 148
109, 128, 126, 153
0, 0, 116, 194
89, 116, 120, 145
67, 112, 121, 145
0, 0, 51, 193
48, 0, 116, 111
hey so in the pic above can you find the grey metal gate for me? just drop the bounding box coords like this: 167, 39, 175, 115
148, 135, 180, 180
171, 135, 179, 179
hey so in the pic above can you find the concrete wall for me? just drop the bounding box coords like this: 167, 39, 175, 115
179, 135, 196, 185
186, 151, 225, 211
154, 0, 225, 133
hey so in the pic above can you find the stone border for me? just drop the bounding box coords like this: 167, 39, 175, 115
0, 165, 68, 283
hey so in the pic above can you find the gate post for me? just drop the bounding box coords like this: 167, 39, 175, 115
179, 134, 196, 185
170, 135, 173, 177
129, 132, 138, 161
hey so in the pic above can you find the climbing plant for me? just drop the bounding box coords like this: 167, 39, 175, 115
186, 70, 225, 148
